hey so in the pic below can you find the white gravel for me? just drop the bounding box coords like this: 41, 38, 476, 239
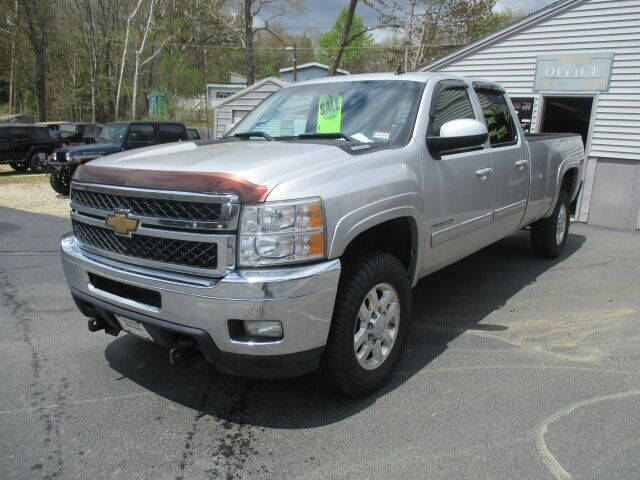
0, 165, 70, 218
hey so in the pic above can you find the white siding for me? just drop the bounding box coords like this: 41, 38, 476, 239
214, 79, 285, 138
425, 0, 640, 161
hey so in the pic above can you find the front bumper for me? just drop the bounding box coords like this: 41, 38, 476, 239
61, 234, 341, 378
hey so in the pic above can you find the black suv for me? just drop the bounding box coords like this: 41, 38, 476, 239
48, 121, 189, 195
0, 124, 59, 173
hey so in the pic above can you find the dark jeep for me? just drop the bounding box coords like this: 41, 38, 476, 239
0, 124, 60, 173
39, 122, 103, 145
48, 121, 188, 195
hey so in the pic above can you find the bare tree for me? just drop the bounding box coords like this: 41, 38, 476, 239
20, 0, 52, 120
403, 0, 416, 72
115, 0, 143, 119
327, 0, 402, 76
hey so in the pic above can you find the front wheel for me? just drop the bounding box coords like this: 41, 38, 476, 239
29, 152, 47, 173
317, 251, 411, 397
49, 170, 71, 195
531, 190, 570, 259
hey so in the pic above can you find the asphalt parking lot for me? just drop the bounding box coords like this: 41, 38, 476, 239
1, 200, 639, 479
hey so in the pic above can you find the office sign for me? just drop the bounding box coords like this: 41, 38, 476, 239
534, 53, 614, 92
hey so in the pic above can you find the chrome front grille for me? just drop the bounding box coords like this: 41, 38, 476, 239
71, 188, 223, 222
70, 182, 238, 276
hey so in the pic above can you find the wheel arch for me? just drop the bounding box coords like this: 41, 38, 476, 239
330, 209, 421, 286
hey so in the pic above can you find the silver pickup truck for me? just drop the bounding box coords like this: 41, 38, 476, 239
61, 73, 584, 397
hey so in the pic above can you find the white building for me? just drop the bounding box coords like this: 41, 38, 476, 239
420, 0, 640, 230
212, 77, 288, 138
205, 72, 247, 107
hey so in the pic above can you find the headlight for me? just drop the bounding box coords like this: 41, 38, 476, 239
66, 153, 73, 163
238, 198, 326, 266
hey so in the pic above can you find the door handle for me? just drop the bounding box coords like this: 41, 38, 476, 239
475, 168, 493, 179
515, 159, 529, 170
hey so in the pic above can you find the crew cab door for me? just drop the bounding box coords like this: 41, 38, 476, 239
473, 85, 529, 238
421, 80, 495, 271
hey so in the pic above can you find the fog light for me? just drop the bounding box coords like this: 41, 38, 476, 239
243, 320, 283, 339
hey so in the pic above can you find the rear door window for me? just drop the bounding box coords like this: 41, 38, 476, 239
127, 124, 155, 145
157, 124, 186, 143
474, 89, 517, 147
429, 87, 476, 136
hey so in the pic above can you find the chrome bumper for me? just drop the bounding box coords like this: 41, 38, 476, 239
61, 234, 341, 357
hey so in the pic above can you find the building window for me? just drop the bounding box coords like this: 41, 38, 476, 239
510, 97, 534, 133
217, 92, 231, 99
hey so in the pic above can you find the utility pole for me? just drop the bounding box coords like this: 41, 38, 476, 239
286, 45, 297, 81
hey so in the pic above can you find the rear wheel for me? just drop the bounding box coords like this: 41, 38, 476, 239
10, 162, 29, 173
317, 251, 411, 397
531, 190, 570, 259
29, 152, 46, 173
50, 170, 71, 195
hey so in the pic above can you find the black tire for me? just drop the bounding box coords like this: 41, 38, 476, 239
50, 170, 71, 195
29, 152, 46, 173
10, 162, 29, 173
317, 251, 411, 397
531, 189, 570, 259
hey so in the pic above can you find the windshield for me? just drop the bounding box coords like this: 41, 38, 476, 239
227, 80, 424, 147
98, 122, 127, 142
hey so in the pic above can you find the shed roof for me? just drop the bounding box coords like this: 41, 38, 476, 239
279, 62, 349, 75
214, 77, 289, 108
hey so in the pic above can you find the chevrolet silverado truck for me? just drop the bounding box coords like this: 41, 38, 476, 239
48, 121, 188, 195
60, 74, 584, 397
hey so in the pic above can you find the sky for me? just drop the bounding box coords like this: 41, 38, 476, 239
281, 0, 558, 33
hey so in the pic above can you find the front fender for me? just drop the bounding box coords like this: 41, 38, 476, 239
329, 193, 424, 285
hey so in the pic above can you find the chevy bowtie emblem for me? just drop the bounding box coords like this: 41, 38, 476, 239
105, 211, 139, 236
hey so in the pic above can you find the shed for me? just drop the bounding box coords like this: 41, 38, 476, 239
420, 0, 640, 230
213, 77, 289, 138
279, 62, 349, 83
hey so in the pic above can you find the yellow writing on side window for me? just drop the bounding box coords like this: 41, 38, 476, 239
317, 94, 342, 133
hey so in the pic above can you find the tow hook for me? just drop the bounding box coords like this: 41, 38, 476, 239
169, 338, 198, 364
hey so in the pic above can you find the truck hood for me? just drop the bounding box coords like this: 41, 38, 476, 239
74, 140, 353, 201
67, 142, 121, 158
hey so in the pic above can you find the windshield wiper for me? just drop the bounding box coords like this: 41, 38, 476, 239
296, 132, 354, 142
234, 131, 274, 141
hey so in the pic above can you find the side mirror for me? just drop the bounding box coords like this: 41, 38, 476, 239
427, 118, 488, 159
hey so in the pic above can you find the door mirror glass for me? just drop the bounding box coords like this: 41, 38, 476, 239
427, 118, 488, 159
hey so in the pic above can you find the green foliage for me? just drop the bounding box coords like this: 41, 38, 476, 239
470, 7, 522, 41
160, 52, 204, 97
315, 7, 373, 69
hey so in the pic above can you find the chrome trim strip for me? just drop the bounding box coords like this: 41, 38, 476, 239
70, 211, 232, 243
70, 201, 238, 232
72, 182, 239, 204
494, 199, 527, 222
431, 212, 493, 247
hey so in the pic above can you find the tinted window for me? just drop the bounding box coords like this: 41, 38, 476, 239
429, 87, 475, 135
157, 124, 185, 143
83, 125, 97, 138
127, 124, 155, 144
0, 129, 9, 141
30, 127, 51, 143
475, 89, 517, 146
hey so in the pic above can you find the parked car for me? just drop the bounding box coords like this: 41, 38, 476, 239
60, 74, 585, 397
47, 121, 188, 195
187, 128, 201, 140
0, 124, 59, 173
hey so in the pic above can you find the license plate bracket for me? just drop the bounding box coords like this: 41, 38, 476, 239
118, 316, 154, 342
